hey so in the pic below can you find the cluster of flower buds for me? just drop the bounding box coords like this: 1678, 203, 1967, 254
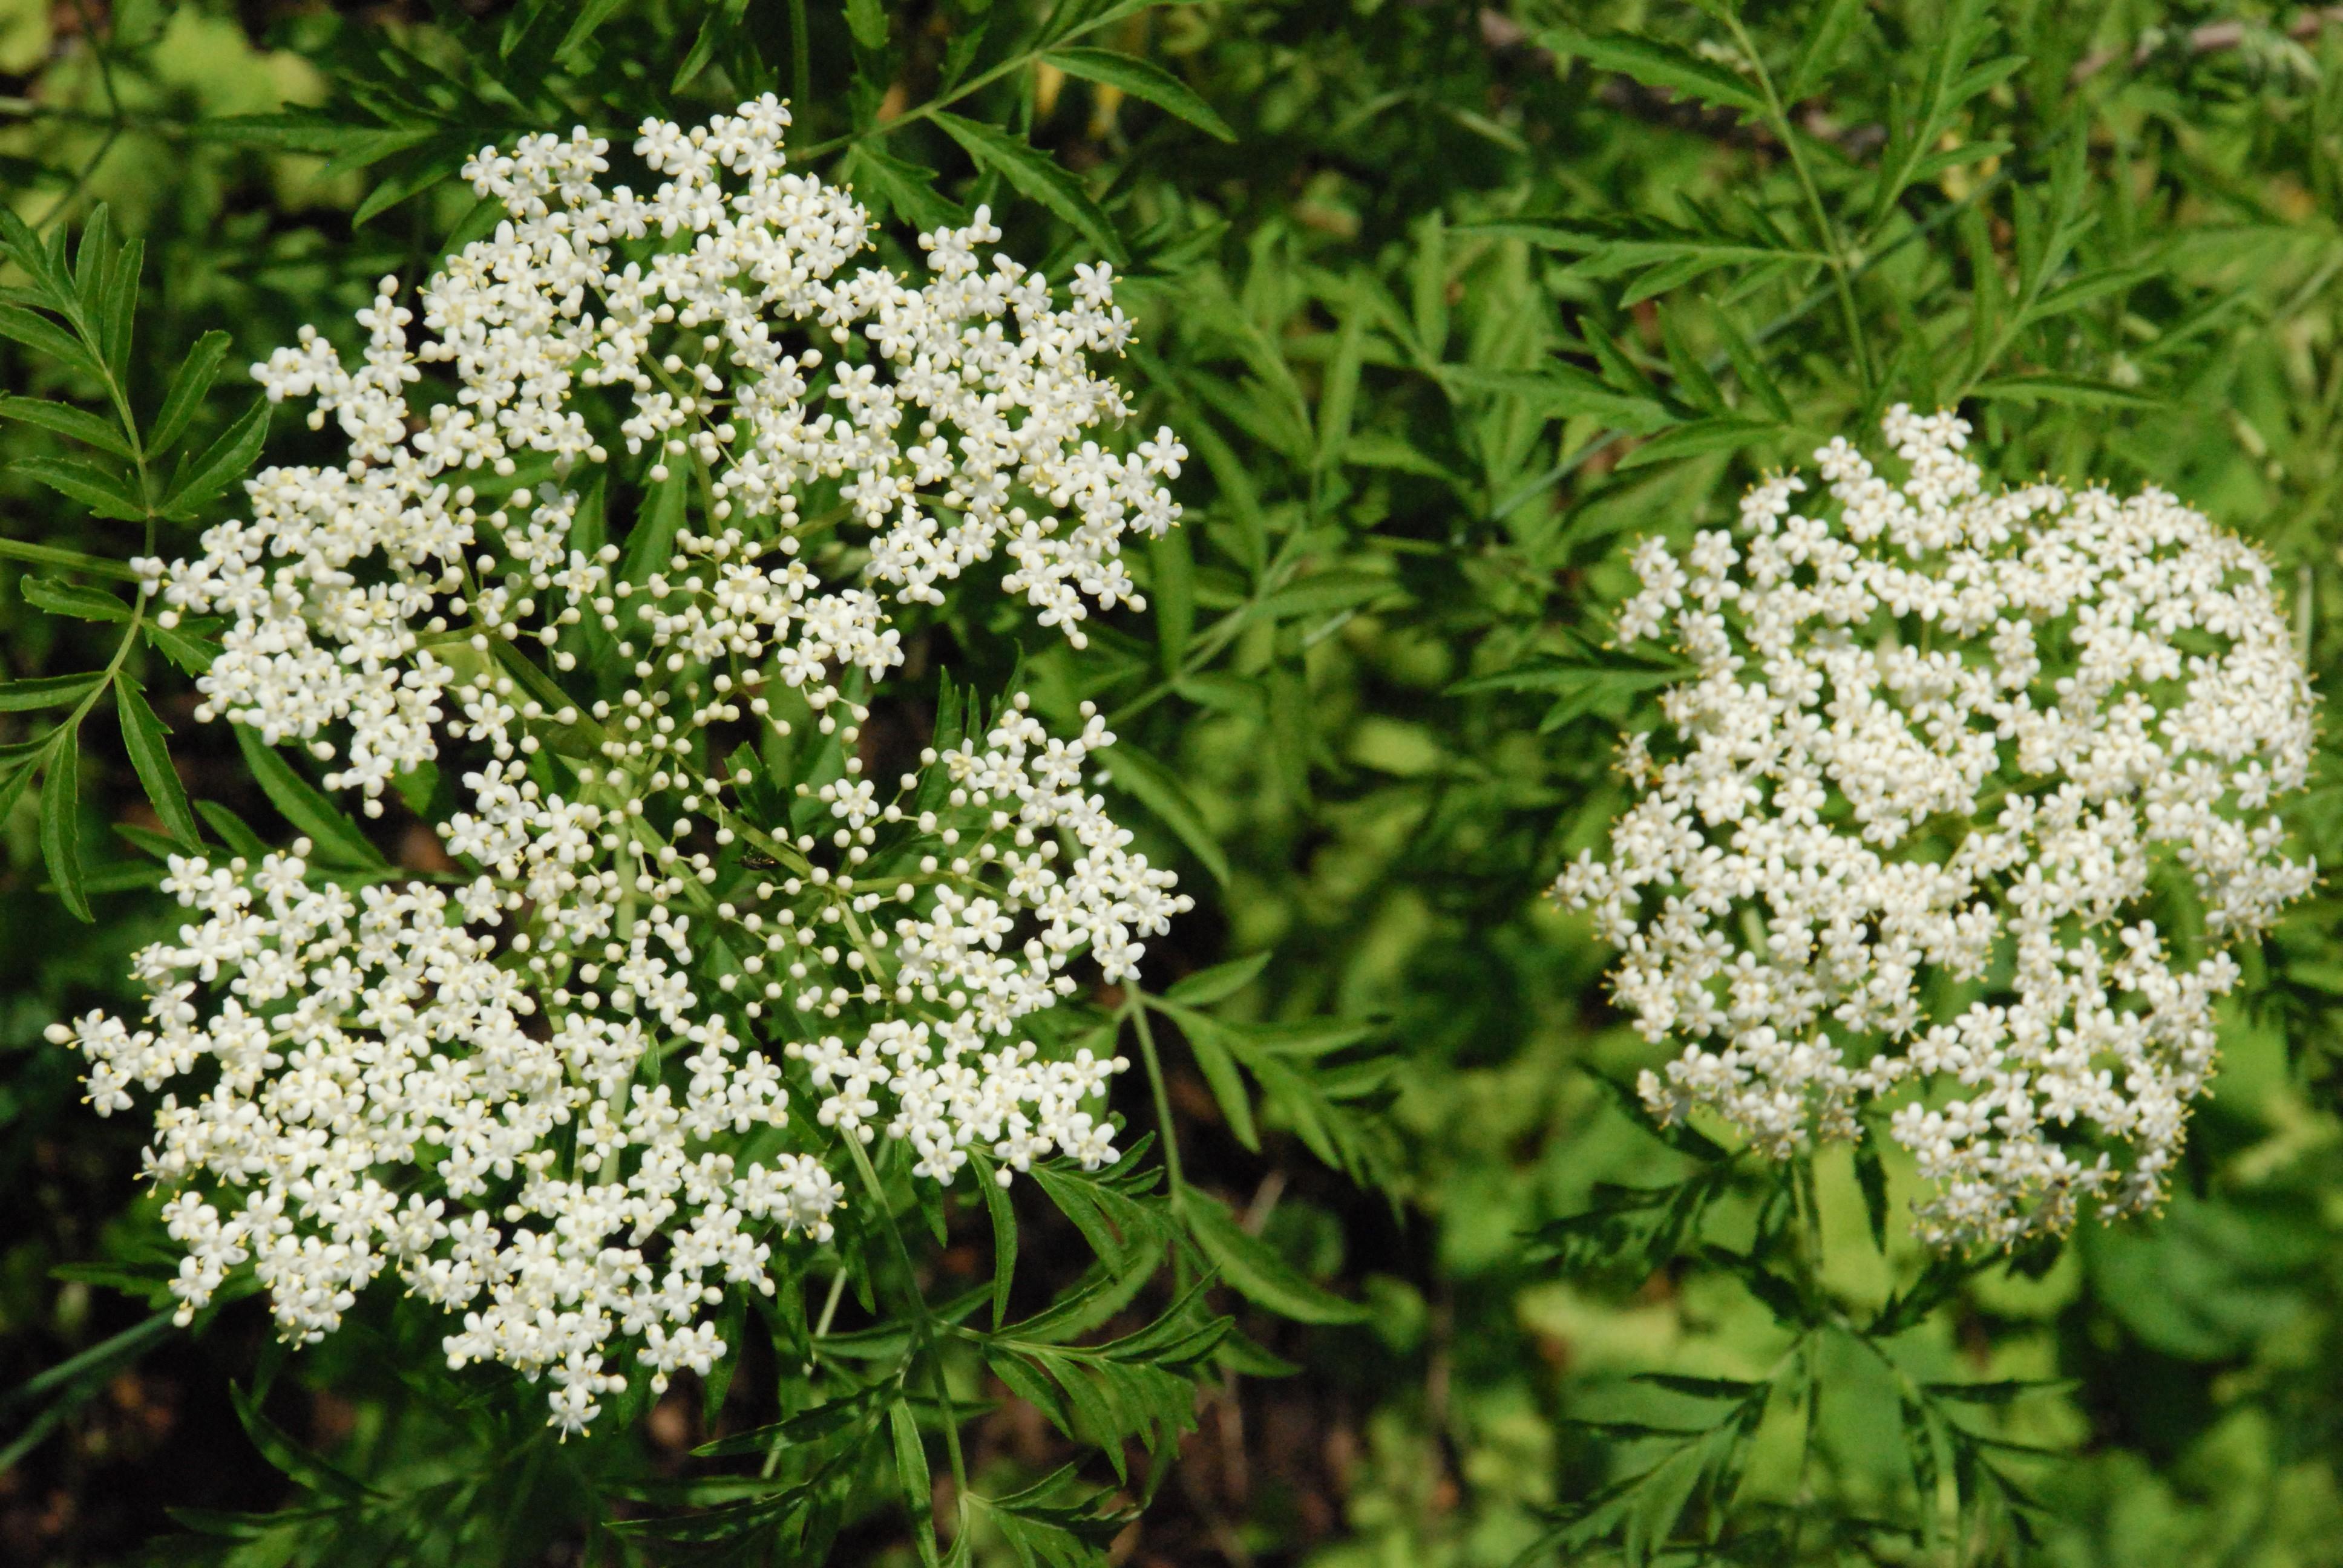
1559, 407, 2316, 1249
53, 99, 1190, 1432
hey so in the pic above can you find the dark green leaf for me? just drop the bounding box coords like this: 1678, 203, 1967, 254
1096, 740, 1229, 887
1046, 47, 1237, 142
38, 733, 90, 922
116, 675, 201, 849
159, 397, 269, 520
19, 577, 129, 622
233, 726, 384, 869
0, 394, 133, 459
0, 671, 102, 711
1181, 1191, 1366, 1324
1545, 30, 1765, 115
11, 456, 145, 521
149, 330, 233, 455
932, 114, 1129, 267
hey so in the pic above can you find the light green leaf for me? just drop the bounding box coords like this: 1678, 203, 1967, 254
1616, 416, 1781, 470
1164, 950, 1271, 1006
888, 1402, 938, 1567
1967, 373, 2155, 408
1786, 0, 1871, 100
844, 0, 890, 50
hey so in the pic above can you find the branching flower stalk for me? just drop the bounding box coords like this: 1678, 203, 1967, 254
44, 99, 1194, 1434
1558, 407, 2318, 1249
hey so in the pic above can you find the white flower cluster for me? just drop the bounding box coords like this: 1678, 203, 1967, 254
54, 101, 1191, 1432
1557, 407, 2317, 1249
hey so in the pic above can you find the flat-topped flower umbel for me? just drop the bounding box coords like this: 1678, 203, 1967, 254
49, 99, 1191, 1434
1558, 407, 2316, 1250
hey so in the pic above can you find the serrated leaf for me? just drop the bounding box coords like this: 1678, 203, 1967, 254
228, 1383, 375, 1500
672, 0, 751, 90
1149, 526, 1194, 673
159, 397, 267, 520
0, 394, 133, 460
844, 144, 963, 234
1253, 568, 1403, 623
1709, 302, 1792, 422
0, 754, 35, 830
96, 235, 138, 383
195, 801, 272, 863
0, 304, 99, 379
116, 675, 200, 849
844, 0, 890, 50
980, 1160, 1018, 1330
148, 622, 221, 675
149, 330, 232, 455
933, 114, 1129, 266
233, 727, 384, 869
20, 576, 129, 622
1046, 47, 1236, 142
11, 456, 145, 521
0, 671, 102, 711
1785, 0, 1870, 100
1181, 1191, 1366, 1324
1546, 29, 1765, 115
38, 733, 90, 922
888, 1401, 938, 1566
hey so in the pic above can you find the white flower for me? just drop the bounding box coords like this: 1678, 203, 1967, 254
1557, 406, 2317, 1250
53, 100, 1191, 1432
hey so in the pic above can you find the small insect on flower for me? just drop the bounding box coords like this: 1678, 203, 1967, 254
1557, 405, 2318, 1252
51, 98, 1191, 1434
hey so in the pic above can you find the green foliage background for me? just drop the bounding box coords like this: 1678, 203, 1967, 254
8, 1, 2343, 1564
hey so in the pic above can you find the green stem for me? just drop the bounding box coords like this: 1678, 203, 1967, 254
843, 1136, 971, 1527
1129, 993, 1184, 1194
1726, 12, 1872, 394
789, 0, 812, 113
